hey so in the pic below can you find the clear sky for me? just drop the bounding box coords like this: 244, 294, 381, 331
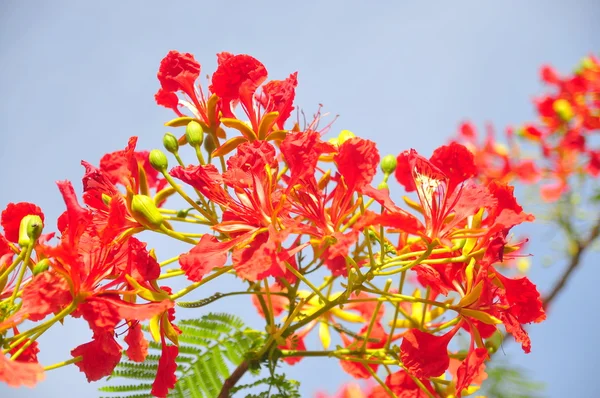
1, 1, 599, 397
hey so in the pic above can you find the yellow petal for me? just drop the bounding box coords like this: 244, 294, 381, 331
319, 320, 331, 350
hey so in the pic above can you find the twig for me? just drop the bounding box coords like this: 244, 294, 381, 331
218, 360, 249, 398
543, 217, 600, 309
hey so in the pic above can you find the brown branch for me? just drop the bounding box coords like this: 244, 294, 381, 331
218, 360, 249, 398
543, 217, 600, 310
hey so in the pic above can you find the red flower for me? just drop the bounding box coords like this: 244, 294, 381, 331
392, 146, 496, 242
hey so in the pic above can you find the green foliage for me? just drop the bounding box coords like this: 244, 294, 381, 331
482, 362, 545, 398
98, 313, 301, 398
231, 373, 301, 398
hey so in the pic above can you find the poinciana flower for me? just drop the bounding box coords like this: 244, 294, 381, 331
80, 137, 171, 241
155, 50, 299, 156
0, 181, 175, 387
171, 140, 305, 282
282, 133, 382, 275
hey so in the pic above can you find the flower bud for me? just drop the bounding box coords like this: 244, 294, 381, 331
130, 194, 164, 229
18, 215, 44, 247
176, 208, 191, 218
186, 121, 204, 147
163, 132, 179, 154
32, 258, 51, 275
380, 154, 397, 174
149, 149, 168, 172
485, 330, 504, 354
204, 134, 216, 154
553, 99, 574, 122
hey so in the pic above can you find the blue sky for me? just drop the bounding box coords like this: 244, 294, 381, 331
1, 1, 599, 396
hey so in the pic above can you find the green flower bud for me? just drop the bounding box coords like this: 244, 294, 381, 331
176, 208, 191, 218
130, 194, 164, 229
149, 149, 168, 172
485, 330, 504, 354
18, 215, 44, 247
203, 134, 216, 155
163, 132, 179, 154
380, 154, 397, 175
32, 258, 51, 275
186, 121, 204, 147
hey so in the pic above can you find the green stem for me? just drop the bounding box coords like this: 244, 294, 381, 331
169, 266, 232, 300
44, 356, 82, 371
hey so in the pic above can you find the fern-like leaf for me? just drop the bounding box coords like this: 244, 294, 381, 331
100, 312, 264, 398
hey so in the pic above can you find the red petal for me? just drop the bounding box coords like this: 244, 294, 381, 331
259, 72, 299, 129
71, 332, 123, 382
429, 143, 478, 193
251, 284, 289, 318
394, 150, 417, 192
122, 237, 161, 282
459, 122, 477, 139
77, 296, 174, 335
56, 180, 91, 244
124, 322, 149, 363
498, 311, 532, 353
180, 234, 238, 282
334, 137, 380, 190
0, 354, 45, 387
279, 334, 306, 365
1, 202, 45, 243
340, 323, 388, 379
226, 140, 278, 176
210, 53, 268, 123
379, 370, 435, 398
170, 164, 228, 204
20, 272, 72, 322
99, 137, 139, 189
151, 343, 178, 398
155, 87, 180, 112
281, 131, 336, 184
455, 348, 488, 396
9, 338, 40, 363
157, 50, 200, 94
233, 233, 277, 281
400, 328, 455, 378
497, 274, 546, 324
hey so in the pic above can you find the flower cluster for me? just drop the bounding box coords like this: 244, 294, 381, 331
0, 50, 551, 397
455, 55, 600, 201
